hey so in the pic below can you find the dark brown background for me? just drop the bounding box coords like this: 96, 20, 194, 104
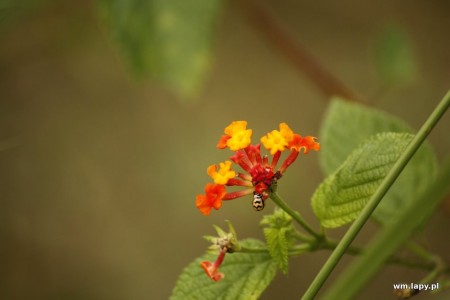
1, 0, 449, 299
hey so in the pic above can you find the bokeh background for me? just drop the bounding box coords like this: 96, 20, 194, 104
1, 0, 450, 299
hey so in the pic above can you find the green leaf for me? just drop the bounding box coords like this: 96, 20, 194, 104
263, 227, 289, 275
320, 99, 411, 175
97, 0, 223, 98
312, 132, 413, 228
322, 158, 450, 299
319, 99, 437, 224
374, 25, 417, 85
170, 239, 277, 300
373, 140, 437, 224
260, 209, 294, 274
260, 208, 293, 228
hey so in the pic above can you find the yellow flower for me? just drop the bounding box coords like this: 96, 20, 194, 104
217, 121, 252, 150
207, 161, 236, 185
279, 122, 294, 142
261, 129, 288, 155
224, 121, 248, 136
227, 130, 252, 150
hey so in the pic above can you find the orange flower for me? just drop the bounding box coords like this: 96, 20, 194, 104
217, 134, 230, 149
288, 134, 320, 153
200, 249, 226, 282
300, 136, 321, 154
279, 135, 320, 173
196, 184, 226, 216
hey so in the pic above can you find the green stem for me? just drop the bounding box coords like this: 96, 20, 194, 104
289, 244, 315, 255
239, 242, 435, 270
406, 241, 436, 262
302, 90, 450, 300
320, 238, 363, 256
238, 246, 268, 254
321, 239, 434, 270
270, 191, 322, 240
321, 158, 450, 299
291, 230, 316, 243
420, 264, 442, 285
239, 244, 313, 255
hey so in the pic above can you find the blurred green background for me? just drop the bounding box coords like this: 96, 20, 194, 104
1, 0, 450, 299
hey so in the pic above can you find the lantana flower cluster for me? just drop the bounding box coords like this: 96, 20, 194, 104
195, 121, 320, 216
201, 221, 240, 282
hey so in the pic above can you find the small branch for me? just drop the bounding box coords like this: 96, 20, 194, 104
291, 230, 316, 244
321, 239, 434, 270
238, 246, 268, 254
406, 241, 436, 262
237, 0, 364, 102
239, 241, 437, 271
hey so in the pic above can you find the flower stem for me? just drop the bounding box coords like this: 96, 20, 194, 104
270, 190, 322, 240
302, 89, 450, 300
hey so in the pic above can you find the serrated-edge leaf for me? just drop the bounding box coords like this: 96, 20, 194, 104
260, 208, 292, 228
373, 140, 437, 223
320, 98, 412, 175
170, 239, 277, 300
319, 99, 438, 224
322, 159, 450, 299
312, 132, 413, 228
263, 227, 289, 275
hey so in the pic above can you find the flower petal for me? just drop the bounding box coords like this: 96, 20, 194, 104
226, 129, 252, 151
207, 161, 236, 185
196, 183, 226, 215
288, 134, 320, 153
217, 121, 253, 151
301, 136, 320, 154
261, 130, 288, 155
200, 249, 226, 282
279, 123, 294, 142
217, 134, 231, 149
200, 261, 225, 282
196, 194, 213, 215
224, 121, 248, 136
